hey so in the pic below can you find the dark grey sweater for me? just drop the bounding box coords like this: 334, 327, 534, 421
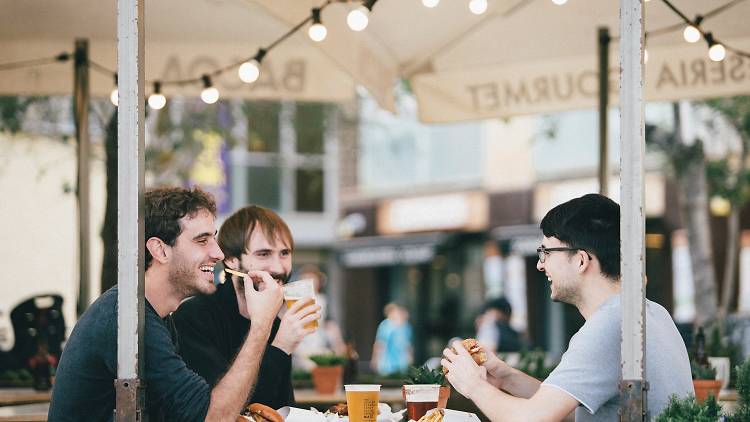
48, 286, 210, 422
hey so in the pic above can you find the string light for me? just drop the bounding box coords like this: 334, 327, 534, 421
347, 0, 376, 31
238, 49, 266, 84
682, 15, 703, 43
347, 6, 370, 31
705, 33, 726, 62
551, 0, 568, 5
468, 0, 488, 15
422, 0, 440, 8
200, 75, 219, 104
683, 25, 701, 43
110, 74, 118, 107
308, 8, 327, 42
147, 82, 166, 110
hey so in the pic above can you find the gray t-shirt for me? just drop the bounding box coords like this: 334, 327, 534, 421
542, 295, 694, 421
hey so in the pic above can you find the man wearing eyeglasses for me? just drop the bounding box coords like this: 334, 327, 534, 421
442, 193, 693, 421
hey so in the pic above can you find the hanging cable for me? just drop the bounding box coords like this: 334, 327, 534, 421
0, 52, 70, 71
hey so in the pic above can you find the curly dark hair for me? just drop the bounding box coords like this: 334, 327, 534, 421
540, 193, 620, 279
145, 186, 217, 270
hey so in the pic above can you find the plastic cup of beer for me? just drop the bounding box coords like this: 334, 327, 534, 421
345, 384, 380, 422
404, 384, 440, 421
282, 278, 318, 329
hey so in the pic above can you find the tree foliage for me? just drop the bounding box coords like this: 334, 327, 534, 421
0, 96, 39, 133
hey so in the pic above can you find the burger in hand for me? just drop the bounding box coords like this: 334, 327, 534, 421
237, 403, 284, 422
442, 338, 487, 374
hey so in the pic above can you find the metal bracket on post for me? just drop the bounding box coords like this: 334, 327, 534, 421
114, 378, 146, 421
620, 379, 648, 421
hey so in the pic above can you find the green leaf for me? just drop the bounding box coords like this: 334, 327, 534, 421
308, 354, 347, 367
404, 365, 446, 386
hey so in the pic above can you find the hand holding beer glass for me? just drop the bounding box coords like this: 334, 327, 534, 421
345, 384, 381, 422
282, 279, 318, 330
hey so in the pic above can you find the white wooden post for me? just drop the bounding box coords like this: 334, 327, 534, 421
619, 0, 647, 420
115, 0, 146, 419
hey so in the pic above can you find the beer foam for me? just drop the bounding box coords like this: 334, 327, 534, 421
344, 384, 381, 392
404, 385, 440, 402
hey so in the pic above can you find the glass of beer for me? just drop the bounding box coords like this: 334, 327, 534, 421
404, 384, 440, 421
282, 278, 318, 329
345, 384, 380, 422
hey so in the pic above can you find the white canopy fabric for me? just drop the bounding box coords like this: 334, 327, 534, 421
2, 0, 749, 122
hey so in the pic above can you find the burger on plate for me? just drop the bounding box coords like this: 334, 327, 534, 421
237, 403, 284, 422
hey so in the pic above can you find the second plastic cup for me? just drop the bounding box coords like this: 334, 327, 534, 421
345, 384, 380, 422
404, 384, 440, 421
282, 278, 318, 329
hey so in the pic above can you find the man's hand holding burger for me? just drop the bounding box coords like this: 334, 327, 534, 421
482, 351, 517, 390
441, 339, 489, 399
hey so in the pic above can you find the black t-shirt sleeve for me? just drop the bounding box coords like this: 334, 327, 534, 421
251, 344, 294, 409
171, 302, 230, 387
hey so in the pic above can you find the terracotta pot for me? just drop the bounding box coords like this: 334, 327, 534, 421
693, 379, 722, 404
311, 365, 343, 395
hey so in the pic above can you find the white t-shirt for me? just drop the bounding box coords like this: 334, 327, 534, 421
542, 295, 694, 421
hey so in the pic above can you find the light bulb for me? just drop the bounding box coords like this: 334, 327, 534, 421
644, 48, 649, 63
683, 25, 700, 43
551, 0, 568, 5
238, 60, 261, 83
709, 43, 726, 62
148, 93, 166, 110
110, 88, 118, 107
422, 0, 440, 7
309, 23, 327, 42
469, 0, 488, 15
347, 6, 369, 31
201, 87, 220, 104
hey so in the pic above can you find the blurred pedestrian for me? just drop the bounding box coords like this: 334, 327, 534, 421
371, 303, 413, 375
475, 297, 523, 353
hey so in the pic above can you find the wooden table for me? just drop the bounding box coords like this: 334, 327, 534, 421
0, 403, 48, 421
0, 390, 51, 407
294, 388, 405, 411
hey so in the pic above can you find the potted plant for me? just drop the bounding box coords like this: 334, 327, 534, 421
653, 394, 722, 422
309, 354, 347, 394
692, 360, 722, 404
404, 365, 451, 408
728, 356, 750, 422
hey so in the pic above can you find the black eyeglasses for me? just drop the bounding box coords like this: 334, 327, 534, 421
536, 246, 591, 263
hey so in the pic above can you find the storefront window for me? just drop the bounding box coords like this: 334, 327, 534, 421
295, 102, 326, 155
295, 168, 324, 212
247, 166, 281, 210
233, 101, 329, 214
244, 101, 280, 153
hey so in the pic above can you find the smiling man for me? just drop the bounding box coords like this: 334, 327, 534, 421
171, 204, 320, 410
442, 193, 693, 421
49, 187, 284, 421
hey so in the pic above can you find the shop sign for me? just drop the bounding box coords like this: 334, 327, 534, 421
377, 192, 488, 235
339, 244, 435, 268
